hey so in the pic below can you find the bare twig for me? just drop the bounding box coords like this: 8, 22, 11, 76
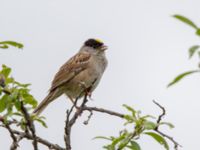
83, 111, 93, 125
64, 94, 88, 150
5, 123, 18, 150
20, 102, 38, 150
82, 106, 125, 118
1, 125, 23, 150
12, 129, 65, 150
153, 100, 182, 150
155, 129, 181, 150
0, 117, 18, 150
64, 97, 79, 150
153, 100, 166, 129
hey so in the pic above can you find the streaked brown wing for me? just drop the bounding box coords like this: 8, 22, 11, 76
49, 52, 91, 92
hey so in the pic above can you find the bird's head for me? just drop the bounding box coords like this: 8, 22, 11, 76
81, 38, 108, 54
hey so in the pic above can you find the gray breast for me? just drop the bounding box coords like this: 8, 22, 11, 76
89, 54, 108, 92
64, 54, 108, 99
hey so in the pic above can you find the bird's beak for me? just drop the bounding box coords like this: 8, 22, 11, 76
100, 45, 108, 51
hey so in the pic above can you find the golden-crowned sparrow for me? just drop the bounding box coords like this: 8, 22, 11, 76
33, 39, 108, 115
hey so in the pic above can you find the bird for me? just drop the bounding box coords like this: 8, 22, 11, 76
33, 38, 108, 115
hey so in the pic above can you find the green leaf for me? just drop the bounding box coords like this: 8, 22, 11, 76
22, 95, 37, 108
0, 95, 7, 112
167, 70, 200, 87
12, 112, 22, 116
0, 87, 2, 95
1, 65, 11, 78
103, 145, 114, 150
18, 88, 37, 108
0, 44, 9, 49
111, 134, 126, 148
19, 119, 26, 130
6, 77, 14, 84
124, 115, 136, 125
5, 96, 14, 115
118, 133, 133, 149
144, 132, 169, 150
173, 15, 198, 29
123, 104, 136, 118
124, 115, 134, 121
14, 81, 31, 88
159, 122, 175, 129
18, 88, 30, 95
196, 29, 200, 36
14, 100, 21, 111
143, 121, 157, 130
34, 118, 47, 128
0, 41, 23, 49
11, 89, 19, 100
93, 136, 112, 141
126, 141, 141, 150
189, 45, 200, 58
141, 115, 156, 120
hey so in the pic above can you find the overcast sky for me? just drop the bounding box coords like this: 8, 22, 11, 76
1, 0, 200, 149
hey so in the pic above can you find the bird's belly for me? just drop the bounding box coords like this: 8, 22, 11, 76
64, 68, 101, 99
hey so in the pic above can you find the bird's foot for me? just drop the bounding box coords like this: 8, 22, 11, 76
87, 92, 93, 101
78, 81, 93, 100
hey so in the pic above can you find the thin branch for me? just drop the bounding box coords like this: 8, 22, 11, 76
153, 100, 182, 150
20, 102, 38, 150
83, 111, 93, 125
12, 130, 65, 150
155, 129, 181, 150
64, 94, 89, 150
0, 119, 17, 150
5, 123, 18, 150
153, 100, 166, 129
0, 117, 18, 150
64, 97, 79, 150
82, 106, 125, 118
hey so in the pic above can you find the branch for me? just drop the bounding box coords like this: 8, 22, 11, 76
20, 102, 38, 150
64, 98, 78, 150
82, 106, 125, 118
0, 95, 180, 150
153, 100, 182, 150
12, 130, 65, 150
82, 101, 181, 150
153, 100, 166, 129
5, 123, 18, 150
0, 116, 18, 150
83, 110, 93, 125
64, 94, 88, 150
155, 130, 181, 150
1, 121, 64, 150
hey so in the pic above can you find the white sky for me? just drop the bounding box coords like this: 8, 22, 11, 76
1, 0, 200, 149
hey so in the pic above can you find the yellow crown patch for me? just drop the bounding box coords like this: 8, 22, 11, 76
95, 39, 103, 44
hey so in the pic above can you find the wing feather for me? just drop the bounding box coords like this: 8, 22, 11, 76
49, 52, 91, 92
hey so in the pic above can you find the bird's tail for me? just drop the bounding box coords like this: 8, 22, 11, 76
33, 90, 61, 115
